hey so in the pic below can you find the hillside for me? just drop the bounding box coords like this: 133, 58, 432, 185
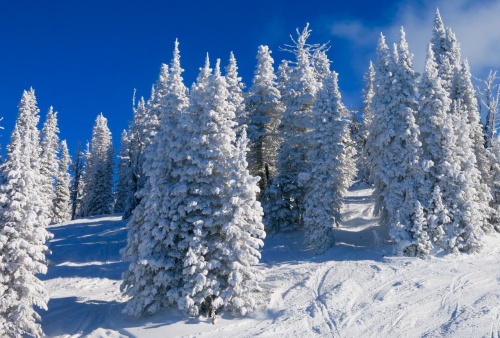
40, 185, 500, 337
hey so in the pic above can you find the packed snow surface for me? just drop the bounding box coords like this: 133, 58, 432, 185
41, 185, 500, 337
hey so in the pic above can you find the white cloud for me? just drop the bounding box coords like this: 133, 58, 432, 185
329, 0, 500, 78
330, 20, 379, 47
391, 0, 500, 76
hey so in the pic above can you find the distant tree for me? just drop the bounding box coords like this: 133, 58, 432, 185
246, 45, 284, 195
302, 71, 355, 254
357, 61, 375, 183
122, 96, 151, 219
480, 70, 500, 149
81, 113, 114, 216
53, 140, 71, 224
69, 142, 85, 220
114, 130, 130, 213
39, 107, 60, 222
489, 137, 500, 228
0, 89, 52, 338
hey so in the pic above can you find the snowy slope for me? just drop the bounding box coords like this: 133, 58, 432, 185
40, 185, 500, 337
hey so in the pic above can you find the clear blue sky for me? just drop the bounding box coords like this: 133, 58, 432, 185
0, 0, 498, 154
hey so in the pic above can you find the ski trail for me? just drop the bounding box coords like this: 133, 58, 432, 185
40, 186, 500, 337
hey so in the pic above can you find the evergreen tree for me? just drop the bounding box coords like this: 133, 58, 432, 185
217, 128, 265, 315
246, 45, 284, 195
178, 59, 264, 317
69, 142, 85, 220
122, 96, 151, 219
357, 61, 375, 183
390, 30, 430, 255
302, 71, 355, 254
225, 51, 246, 127
418, 46, 484, 253
39, 107, 60, 222
265, 24, 321, 232
312, 50, 332, 86
81, 113, 114, 216
147, 63, 169, 132
0, 89, 52, 338
431, 9, 461, 92
481, 70, 499, 149
53, 140, 71, 224
276, 59, 291, 98
452, 61, 491, 185
121, 40, 190, 316
451, 61, 495, 231
489, 137, 500, 227
368, 31, 430, 255
366, 34, 394, 223
76, 142, 91, 218
114, 130, 131, 213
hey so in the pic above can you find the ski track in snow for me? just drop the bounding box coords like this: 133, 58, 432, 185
40, 186, 500, 337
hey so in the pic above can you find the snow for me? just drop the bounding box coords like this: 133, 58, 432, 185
40, 185, 500, 337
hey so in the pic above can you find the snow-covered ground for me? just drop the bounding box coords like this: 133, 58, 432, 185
40, 185, 500, 337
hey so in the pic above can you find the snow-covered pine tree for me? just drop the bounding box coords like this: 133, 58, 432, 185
178, 59, 265, 317
265, 24, 321, 232
81, 113, 114, 216
145, 63, 168, 133
312, 50, 332, 86
114, 130, 130, 213
216, 128, 265, 315
431, 9, 461, 92
418, 45, 484, 253
452, 60, 491, 184
121, 40, 190, 316
122, 96, 151, 219
357, 61, 375, 183
368, 31, 430, 255
39, 107, 60, 223
225, 51, 247, 127
481, 70, 499, 149
446, 101, 487, 249
451, 60, 495, 231
69, 142, 85, 220
76, 142, 91, 218
246, 45, 284, 195
489, 137, 500, 226
52, 140, 71, 224
302, 71, 355, 254
390, 29, 430, 255
276, 59, 291, 99
172, 55, 216, 316
366, 34, 394, 224
0, 89, 52, 338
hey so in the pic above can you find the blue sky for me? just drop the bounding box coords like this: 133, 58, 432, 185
1, 0, 499, 154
